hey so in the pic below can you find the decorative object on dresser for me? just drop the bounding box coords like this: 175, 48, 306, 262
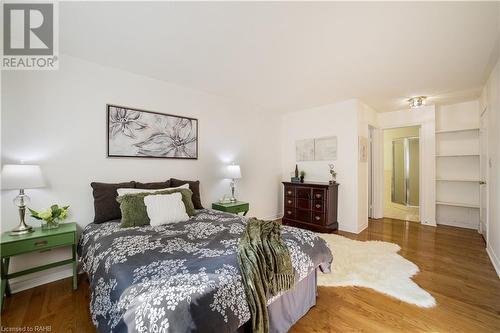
328, 163, 337, 184
0, 222, 78, 310
299, 170, 306, 183
223, 163, 241, 202
212, 201, 249, 216
107, 104, 198, 159
1, 164, 46, 235
291, 164, 300, 183
282, 181, 339, 232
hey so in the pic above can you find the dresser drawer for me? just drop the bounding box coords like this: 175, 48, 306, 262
285, 197, 295, 207
296, 198, 311, 210
313, 200, 325, 212
296, 187, 312, 199
283, 208, 295, 219
312, 213, 326, 225
284, 186, 295, 197
313, 189, 326, 200
295, 209, 312, 223
1, 232, 75, 257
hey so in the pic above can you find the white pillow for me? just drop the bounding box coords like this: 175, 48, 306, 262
117, 183, 189, 196
144, 192, 190, 226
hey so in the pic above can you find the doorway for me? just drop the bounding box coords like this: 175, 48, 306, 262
383, 126, 420, 222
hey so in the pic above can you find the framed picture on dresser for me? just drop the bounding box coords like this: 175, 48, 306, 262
107, 104, 198, 159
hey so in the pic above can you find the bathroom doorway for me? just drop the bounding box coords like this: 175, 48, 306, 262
383, 126, 420, 222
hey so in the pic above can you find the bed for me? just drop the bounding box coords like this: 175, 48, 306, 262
78, 209, 332, 333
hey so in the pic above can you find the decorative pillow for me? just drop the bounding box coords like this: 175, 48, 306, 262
117, 184, 189, 196
116, 193, 151, 228
91, 181, 135, 224
135, 180, 171, 189
117, 188, 196, 228
144, 193, 190, 226
170, 178, 203, 209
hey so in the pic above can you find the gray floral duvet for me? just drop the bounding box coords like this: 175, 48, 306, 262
78, 209, 332, 333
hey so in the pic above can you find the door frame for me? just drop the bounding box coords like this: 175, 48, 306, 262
479, 106, 489, 243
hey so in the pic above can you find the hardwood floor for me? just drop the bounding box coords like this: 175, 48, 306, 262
289, 218, 500, 333
1, 218, 499, 332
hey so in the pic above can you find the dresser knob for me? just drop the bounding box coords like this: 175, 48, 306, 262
288, 200, 292, 204
315, 204, 321, 208
315, 194, 321, 198
287, 211, 292, 215
315, 216, 321, 221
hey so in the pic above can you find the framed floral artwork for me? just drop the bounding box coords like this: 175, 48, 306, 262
107, 104, 198, 159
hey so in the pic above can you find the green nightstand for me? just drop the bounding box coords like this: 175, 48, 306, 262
212, 201, 249, 216
0, 222, 78, 310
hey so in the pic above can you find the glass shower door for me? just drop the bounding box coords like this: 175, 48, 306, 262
392, 137, 419, 206
408, 138, 419, 206
392, 139, 406, 205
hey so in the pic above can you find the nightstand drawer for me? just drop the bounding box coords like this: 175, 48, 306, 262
1, 232, 74, 257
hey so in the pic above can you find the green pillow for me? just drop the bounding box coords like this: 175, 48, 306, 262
117, 188, 195, 228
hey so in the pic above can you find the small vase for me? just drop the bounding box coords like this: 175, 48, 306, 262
42, 218, 60, 230
300, 176, 304, 183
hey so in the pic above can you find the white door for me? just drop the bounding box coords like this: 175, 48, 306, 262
479, 108, 488, 241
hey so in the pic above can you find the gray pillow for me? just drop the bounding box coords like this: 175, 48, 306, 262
91, 181, 135, 224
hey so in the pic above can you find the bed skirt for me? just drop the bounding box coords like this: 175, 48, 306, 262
236, 268, 317, 333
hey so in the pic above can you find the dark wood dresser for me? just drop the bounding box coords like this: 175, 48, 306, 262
282, 181, 339, 233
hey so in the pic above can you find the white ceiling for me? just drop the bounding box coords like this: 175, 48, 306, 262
60, 2, 499, 112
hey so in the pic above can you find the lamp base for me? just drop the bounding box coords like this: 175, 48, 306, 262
10, 224, 34, 235
229, 197, 237, 203
11, 197, 34, 235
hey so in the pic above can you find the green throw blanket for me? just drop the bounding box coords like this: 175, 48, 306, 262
238, 218, 295, 333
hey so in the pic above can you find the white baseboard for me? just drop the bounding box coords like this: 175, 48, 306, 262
9, 267, 74, 294
486, 245, 500, 279
436, 220, 478, 230
357, 222, 368, 234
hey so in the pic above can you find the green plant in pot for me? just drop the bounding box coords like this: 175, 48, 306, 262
299, 170, 306, 183
29, 204, 69, 230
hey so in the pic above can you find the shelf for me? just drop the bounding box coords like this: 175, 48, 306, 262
436, 127, 479, 134
436, 201, 479, 209
436, 153, 479, 157
436, 178, 480, 183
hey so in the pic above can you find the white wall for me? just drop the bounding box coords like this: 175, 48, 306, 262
377, 106, 436, 226
280, 99, 368, 234
1, 55, 282, 291
481, 58, 500, 277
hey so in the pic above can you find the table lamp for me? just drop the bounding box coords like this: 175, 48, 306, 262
224, 164, 241, 203
1, 164, 46, 235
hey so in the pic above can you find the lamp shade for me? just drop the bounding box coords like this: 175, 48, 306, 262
1, 164, 46, 190
224, 164, 241, 179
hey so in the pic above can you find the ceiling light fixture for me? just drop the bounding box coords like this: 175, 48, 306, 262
408, 96, 427, 109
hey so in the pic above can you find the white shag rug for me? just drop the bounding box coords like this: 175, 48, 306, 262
317, 233, 436, 308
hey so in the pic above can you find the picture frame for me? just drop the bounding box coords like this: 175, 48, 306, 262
107, 104, 198, 159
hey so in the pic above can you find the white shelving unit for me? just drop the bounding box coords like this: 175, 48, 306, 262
435, 100, 480, 229
435, 127, 479, 134
436, 201, 479, 209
